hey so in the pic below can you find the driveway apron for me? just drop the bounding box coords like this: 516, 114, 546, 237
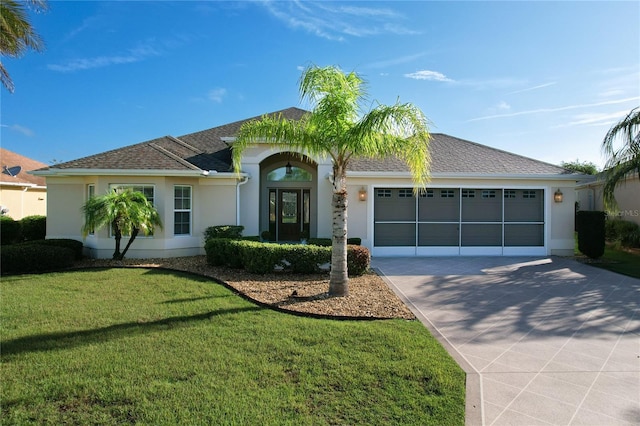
372, 256, 640, 426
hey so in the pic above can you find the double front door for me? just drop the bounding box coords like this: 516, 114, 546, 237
269, 188, 310, 242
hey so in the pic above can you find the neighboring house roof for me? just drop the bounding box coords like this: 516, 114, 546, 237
0, 148, 48, 187
35, 107, 575, 178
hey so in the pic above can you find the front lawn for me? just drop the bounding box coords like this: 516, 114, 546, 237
1, 268, 465, 425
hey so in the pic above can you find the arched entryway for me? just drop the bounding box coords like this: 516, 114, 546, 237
259, 153, 318, 242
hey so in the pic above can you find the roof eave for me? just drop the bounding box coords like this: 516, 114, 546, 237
31, 168, 246, 178
346, 171, 583, 181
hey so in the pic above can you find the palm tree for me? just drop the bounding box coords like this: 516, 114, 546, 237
601, 106, 640, 210
82, 189, 163, 260
0, 0, 48, 93
232, 65, 431, 296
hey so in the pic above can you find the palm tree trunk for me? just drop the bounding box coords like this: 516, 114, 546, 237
112, 222, 122, 260
329, 165, 349, 297
119, 228, 139, 260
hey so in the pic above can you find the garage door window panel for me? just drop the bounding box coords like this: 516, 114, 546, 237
374, 223, 416, 246
374, 188, 416, 221
418, 188, 459, 221
418, 223, 459, 246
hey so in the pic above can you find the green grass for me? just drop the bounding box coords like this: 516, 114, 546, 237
1, 268, 465, 425
575, 233, 640, 279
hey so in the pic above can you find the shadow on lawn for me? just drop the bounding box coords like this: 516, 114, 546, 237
1, 306, 263, 360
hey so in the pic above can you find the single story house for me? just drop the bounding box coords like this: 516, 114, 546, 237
33, 107, 581, 258
1, 148, 48, 219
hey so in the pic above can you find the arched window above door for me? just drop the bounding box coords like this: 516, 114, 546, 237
267, 165, 312, 182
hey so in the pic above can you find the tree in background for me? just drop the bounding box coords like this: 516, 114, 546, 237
601, 107, 640, 210
81, 189, 163, 260
560, 160, 599, 175
232, 65, 431, 296
0, 0, 48, 93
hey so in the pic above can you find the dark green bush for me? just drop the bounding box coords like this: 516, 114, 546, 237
286, 244, 331, 274
1, 244, 75, 275
203, 225, 244, 242
307, 238, 332, 247
347, 245, 370, 276
20, 215, 47, 241
576, 211, 606, 259
205, 238, 245, 268
241, 242, 285, 274
347, 237, 362, 246
23, 239, 84, 260
1, 215, 22, 245
605, 218, 640, 248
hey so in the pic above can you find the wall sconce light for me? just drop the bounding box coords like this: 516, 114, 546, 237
554, 188, 563, 203
358, 187, 367, 201
285, 162, 292, 175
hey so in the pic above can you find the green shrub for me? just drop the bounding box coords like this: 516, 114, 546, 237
1, 215, 22, 245
576, 211, 606, 259
23, 239, 84, 260
347, 237, 362, 246
286, 244, 331, 274
20, 215, 46, 241
241, 242, 285, 274
307, 238, 332, 247
203, 225, 244, 242
1, 244, 75, 275
606, 218, 640, 248
347, 245, 370, 276
205, 238, 245, 268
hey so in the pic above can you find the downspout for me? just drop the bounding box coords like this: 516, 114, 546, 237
236, 176, 250, 226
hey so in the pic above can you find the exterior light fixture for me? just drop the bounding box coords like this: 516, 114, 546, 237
554, 188, 563, 203
285, 162, 292, 175
358, 187, 367, 201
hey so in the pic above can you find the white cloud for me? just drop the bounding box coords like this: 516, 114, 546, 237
404, 70, 454, 82
1, 124, 35, 137
48, 42, 161, 72
260, 1, 418, 40
366, 52, 426, 69
556, 110, 630, 128
208, 88, 227, 103
497, 101, 511, 111
507, 82, 557, 95
468, 96, 640, 122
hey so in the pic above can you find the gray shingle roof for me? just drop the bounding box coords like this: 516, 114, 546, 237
44, 107, 573, 176
349, 134, 573, 175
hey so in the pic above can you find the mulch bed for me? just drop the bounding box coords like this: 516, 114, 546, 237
73, 256, 416, 320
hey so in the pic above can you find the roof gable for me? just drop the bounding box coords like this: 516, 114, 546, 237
0, 148, 48, 186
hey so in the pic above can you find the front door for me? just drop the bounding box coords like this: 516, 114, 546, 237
279, 190, 301, 241
269, 188, 310, 242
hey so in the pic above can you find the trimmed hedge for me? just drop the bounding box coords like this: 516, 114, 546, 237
1, 244, 75, 275
1, 216, 21, 245
205, 239, 369, 276
204, 225, 244, 242
576, 211, 606, 259
307, 237, 362, 247
21, 215, 46, 241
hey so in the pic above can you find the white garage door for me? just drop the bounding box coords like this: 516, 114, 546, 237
373, 188, 545, 256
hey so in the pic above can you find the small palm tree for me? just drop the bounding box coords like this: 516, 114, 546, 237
233, 65, 431, 296
0, 0, 48, 93
82, 189, 163, 260
601, 106, 640, 210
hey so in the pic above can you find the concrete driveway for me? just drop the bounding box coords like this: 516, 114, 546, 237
372, 256, 639, 426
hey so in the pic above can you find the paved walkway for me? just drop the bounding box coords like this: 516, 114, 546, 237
372, 256, 639, 426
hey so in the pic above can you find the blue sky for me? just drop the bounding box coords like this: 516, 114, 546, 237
1, 1, 639, 169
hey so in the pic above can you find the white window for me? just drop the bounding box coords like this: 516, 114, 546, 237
174, 185, 192, 236
109, 184, 155, 237
87, 184, 95, 235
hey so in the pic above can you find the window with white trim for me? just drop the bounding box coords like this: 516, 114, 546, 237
109, 184, 155, 237
87, 184, 95, 235
174, 185, 192, 236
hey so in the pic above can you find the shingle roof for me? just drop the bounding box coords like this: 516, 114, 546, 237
43, 107, 573, 176
0, 148, 48, 186
349, 133, 573, 175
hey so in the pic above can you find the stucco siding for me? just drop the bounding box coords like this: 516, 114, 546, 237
0, 186, 46, 219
